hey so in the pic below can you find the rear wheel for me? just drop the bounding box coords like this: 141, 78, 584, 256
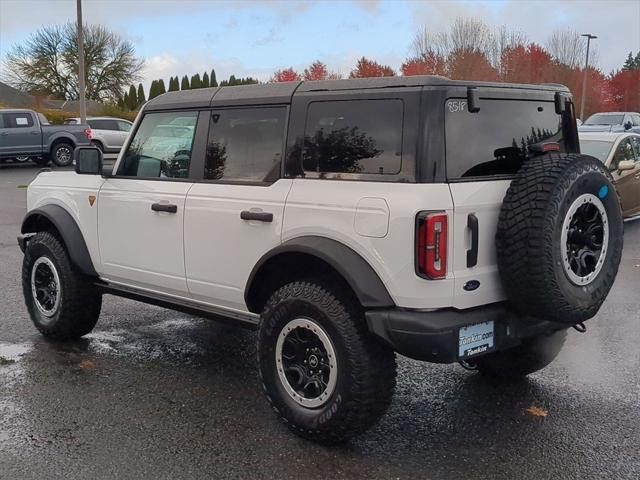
473, 330, 567, 380
22, 232, 101, 340
51, 142, 74, 167
258, 280, 397, 443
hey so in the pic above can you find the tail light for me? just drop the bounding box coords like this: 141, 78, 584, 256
84, 128, 92, 140
416, 211, 448, 279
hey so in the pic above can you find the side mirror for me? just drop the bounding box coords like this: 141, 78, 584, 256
74, 146, 102, 175
617, 160, 635, 171
624, 121, 633, 130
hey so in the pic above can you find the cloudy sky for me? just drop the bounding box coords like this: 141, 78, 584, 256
1, 0, 639, 90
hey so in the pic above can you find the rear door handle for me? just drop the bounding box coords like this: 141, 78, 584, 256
151, 203, 178, 213
466, 213, 479, 268
240, 210, 273, 222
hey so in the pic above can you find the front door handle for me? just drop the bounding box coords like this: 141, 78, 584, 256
240, 210, 273, 222
151, 203, 178, 213
466, 213, 479, 268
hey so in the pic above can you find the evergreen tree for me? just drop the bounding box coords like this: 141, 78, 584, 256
181, 75, 190, 90
173, 76, 180, 90
210, 69, 217, 87
623, 52, 636, 70
126, 84, 137, 110
137, 83, 146, 106
202, 71, 210, 88
158, 79, 166, 95
167, 76, 177, 92
148, 80, 158, 100
118, 94, 126, 110
190, 73, 202, 89
635, 52, 640, 69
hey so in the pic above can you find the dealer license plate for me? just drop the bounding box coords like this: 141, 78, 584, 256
458, 321, 494, 358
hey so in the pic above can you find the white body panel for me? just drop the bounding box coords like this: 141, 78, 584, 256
26, 171, 104, 269
283, 179, 457, 309
26, 171, 509, 313
184, 180, 292, 311
97, 178, 193, 295
448, 181, 509, 309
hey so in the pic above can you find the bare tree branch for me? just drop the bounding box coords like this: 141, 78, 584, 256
2, 23, 143, 102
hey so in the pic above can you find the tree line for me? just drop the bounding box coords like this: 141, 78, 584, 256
4, 19, 639, 118
120, 69, 259, 110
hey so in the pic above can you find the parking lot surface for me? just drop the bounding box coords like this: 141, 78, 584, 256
1, 164, 639, 479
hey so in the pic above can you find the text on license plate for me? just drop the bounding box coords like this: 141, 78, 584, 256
458, 321, 494, 358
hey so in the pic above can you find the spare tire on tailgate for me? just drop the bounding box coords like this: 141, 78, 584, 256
496, 153, 623, 324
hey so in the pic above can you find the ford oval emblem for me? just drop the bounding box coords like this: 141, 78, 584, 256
464, 280, 480, 291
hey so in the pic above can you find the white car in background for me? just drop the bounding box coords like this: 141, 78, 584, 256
64, 117, 132, 154
580, 132, 640, 218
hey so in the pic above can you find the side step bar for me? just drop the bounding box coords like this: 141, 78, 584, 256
97, 281, 260, 330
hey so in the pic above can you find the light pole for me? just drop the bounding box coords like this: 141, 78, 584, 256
77, 0, 87, 124
579, 33, 597, 121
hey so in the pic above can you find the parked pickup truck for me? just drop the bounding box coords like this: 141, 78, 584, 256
0, 109, 92, 166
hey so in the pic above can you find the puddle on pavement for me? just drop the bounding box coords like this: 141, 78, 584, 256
0, 342, 32, 365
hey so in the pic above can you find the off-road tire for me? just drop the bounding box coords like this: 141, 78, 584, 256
258, 280, 397, 444
50, 141, 74, 167
497, 153, 623, 324
474, 330, 567, 380
22, 232, 101, 340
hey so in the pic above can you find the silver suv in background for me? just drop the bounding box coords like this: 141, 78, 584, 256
64, 117, 132, 154
578, 111, 640, 133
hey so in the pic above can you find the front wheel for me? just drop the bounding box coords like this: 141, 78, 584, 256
51, 142, 74, 167
22, 232, 101, 340
258, 280, 397, 443
473, 330, 567, 380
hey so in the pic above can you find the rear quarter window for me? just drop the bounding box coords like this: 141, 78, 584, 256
302, 99, 403, 176
445, 98, 571, 179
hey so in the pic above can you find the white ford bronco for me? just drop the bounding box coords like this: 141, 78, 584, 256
19, 77, 623, 443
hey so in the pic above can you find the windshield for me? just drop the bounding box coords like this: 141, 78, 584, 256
580, 139, 614, 162
584, 114, 624, 126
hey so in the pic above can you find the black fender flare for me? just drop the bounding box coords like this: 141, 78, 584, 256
21, 204, 97, 277
245, 236, 395, 312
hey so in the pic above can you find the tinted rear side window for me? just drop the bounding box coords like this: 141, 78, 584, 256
205, 107, 287, 183
445, 99, 571, 179
302, 100, 403, 175
88, 119, 119, 130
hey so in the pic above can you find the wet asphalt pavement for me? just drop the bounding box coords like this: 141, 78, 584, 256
0, 164, 639, 479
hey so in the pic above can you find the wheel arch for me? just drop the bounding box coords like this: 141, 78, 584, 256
47, 135, 76, 155
21, 204, 97, 277
245, 236, 395, 314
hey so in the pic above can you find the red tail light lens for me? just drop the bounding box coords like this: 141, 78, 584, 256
416, 211, 448, 279
84, 128, 92, 140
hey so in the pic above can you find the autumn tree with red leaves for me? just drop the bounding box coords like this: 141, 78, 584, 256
349, 57, 395, 78
270, 67, 301, 83
303, 60, 341, 81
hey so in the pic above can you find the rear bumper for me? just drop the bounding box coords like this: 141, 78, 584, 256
366, 303, 563, 363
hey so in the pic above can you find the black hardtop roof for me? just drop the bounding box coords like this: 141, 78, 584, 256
144, 75, 569, 110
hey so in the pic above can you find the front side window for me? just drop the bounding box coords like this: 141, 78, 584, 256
2, 112, 34, 128
205, 107, 286, 182
117, 121, 132, 132
302, 100, 403, 175
118, 111, 197, 179
610, 138, 636, 170
630, 136, 640, 159
445, 98, 572, 178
